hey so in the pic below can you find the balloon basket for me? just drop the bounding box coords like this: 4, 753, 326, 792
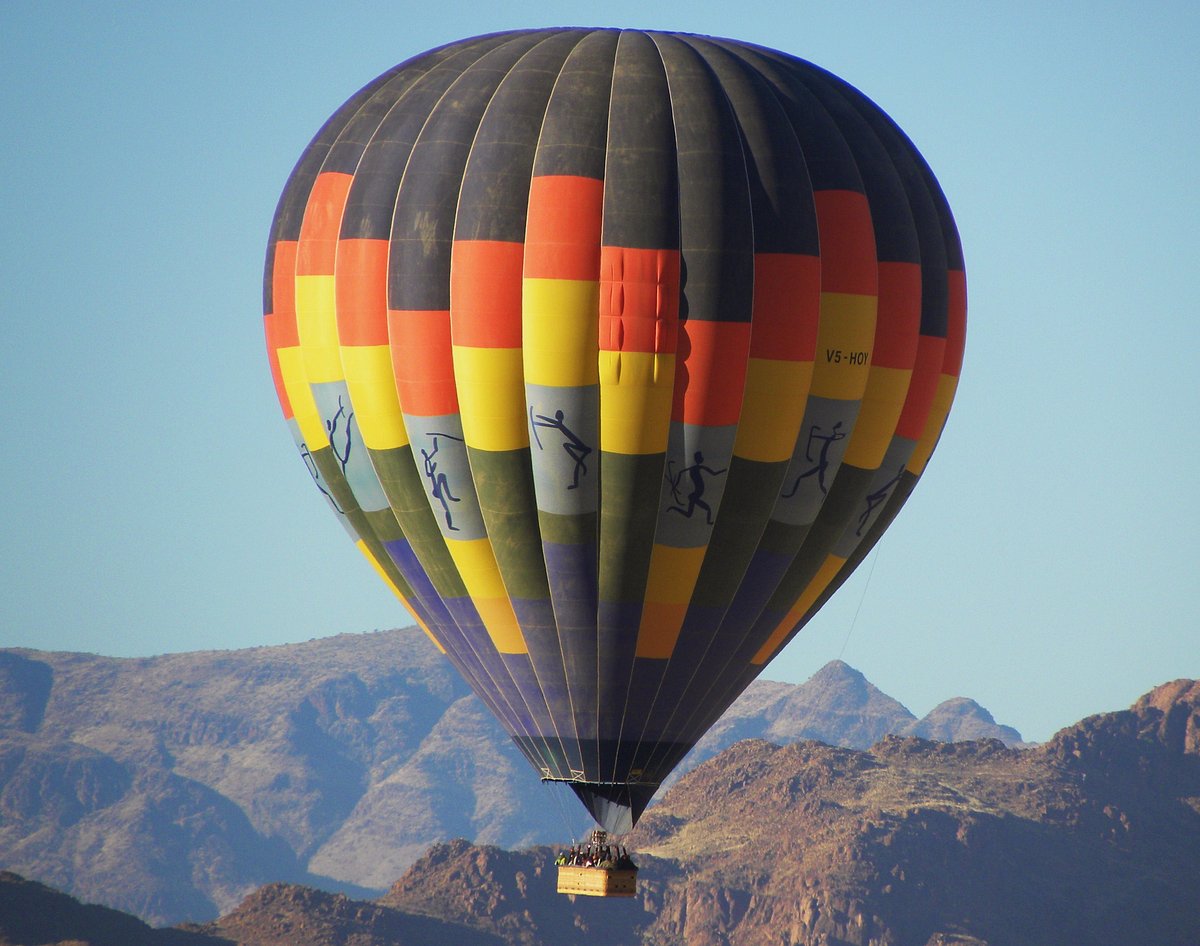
554, 828, 638, 898
556, 865, 637, 898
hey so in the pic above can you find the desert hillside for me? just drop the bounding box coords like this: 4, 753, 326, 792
1, 629, 1021, 925
4, 679, 1194, 945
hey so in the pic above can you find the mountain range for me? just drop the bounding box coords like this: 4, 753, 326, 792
2, 676, 1197, 945
0, 628, 1021, 926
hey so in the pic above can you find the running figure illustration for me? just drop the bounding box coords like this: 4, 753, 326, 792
529, 406, 592, 490
782, 421, 846, 498
666, 451, 726, 525
856, 463, 906, 536
326, 395, 354, 475
299, 442, 342, 514
420, 433, 462, 531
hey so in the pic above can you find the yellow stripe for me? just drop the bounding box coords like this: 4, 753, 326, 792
295, 274, 344, 383
524, 278, 600, 387
446, 537, 509, 598
356, 539, 445, 654
734, 358, 815, 463
599, 351, 674, 455
278, 346, 327, 447
907, 375, 959, 475
841, 366, 912, 470
643, 544, 707, 603
810, 292, 877, 400
453, 345, 529, 452
445, 538, 527, 654
471, 596, 527, 655
340, 344, 410, 450
635, 544, 707, 658
751, 554, 846, 665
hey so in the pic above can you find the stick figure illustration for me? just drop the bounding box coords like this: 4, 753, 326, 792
299, 442, 343, 514
420, 434, 461, 531
326, 395, 354, 474
530, 406, 592, 490
856, 463, 906, 536
666, 451, 726, 525
782, 421, 846, 498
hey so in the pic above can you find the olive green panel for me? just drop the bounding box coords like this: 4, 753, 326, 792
469, 448, 551, 601
690, 457, 790, 608
537, 510, 599, 549
368, 445, 469, 598
598, 451, 667, 604
756, 517, 812, 558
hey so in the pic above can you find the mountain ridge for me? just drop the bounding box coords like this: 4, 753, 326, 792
0, 678, 1195, 945
1, 629, 1022, 925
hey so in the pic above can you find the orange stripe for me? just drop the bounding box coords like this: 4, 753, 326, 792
263, 332, 291, 418
263, 310, 298, 361
296, 172, 353, 275
335, 238, 389, 346
265, 239, 299, 419
749, 253, 821, 361
525, 175, 604, 281
270, 241, 299, 346
672, 321, 751, 426
872, 261, 922, 368
944, 270, 967, 377
451, 240, 524, 348
599, 246, 680, 354
389, 309, 458, 416
894, 334, 946, 441
635, 601, 689, 659
813, 190, 876, 295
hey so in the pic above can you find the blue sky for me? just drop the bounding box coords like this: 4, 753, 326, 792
2, 1, 1196, 744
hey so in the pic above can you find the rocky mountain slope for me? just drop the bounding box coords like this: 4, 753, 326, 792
238, 677, 1200, 946
0, 630, 1021, 925
2, 678, 1195, 945
670, 660, 1023, 788
0, 871, 218, 946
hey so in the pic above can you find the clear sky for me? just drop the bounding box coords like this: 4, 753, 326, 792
2, 1, 1196, 744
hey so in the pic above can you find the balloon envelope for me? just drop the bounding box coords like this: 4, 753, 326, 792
263, 28, 966, 832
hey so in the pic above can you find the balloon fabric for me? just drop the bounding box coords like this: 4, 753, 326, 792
263, 28, 966, 833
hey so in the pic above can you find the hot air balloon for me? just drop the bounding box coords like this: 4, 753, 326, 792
263, 28, 965, 848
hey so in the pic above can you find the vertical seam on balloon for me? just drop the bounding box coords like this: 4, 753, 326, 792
611, 30, 699, 789
396, 32, 564, 776
627, 37, 812, 783
518, 31, 615, 782
450, 30, 591, 781
628, 34, 771, 783
631, 39, 860, 780
592, 30, 624, 788
380, 36, 553, 765
348, 39, 537, 741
